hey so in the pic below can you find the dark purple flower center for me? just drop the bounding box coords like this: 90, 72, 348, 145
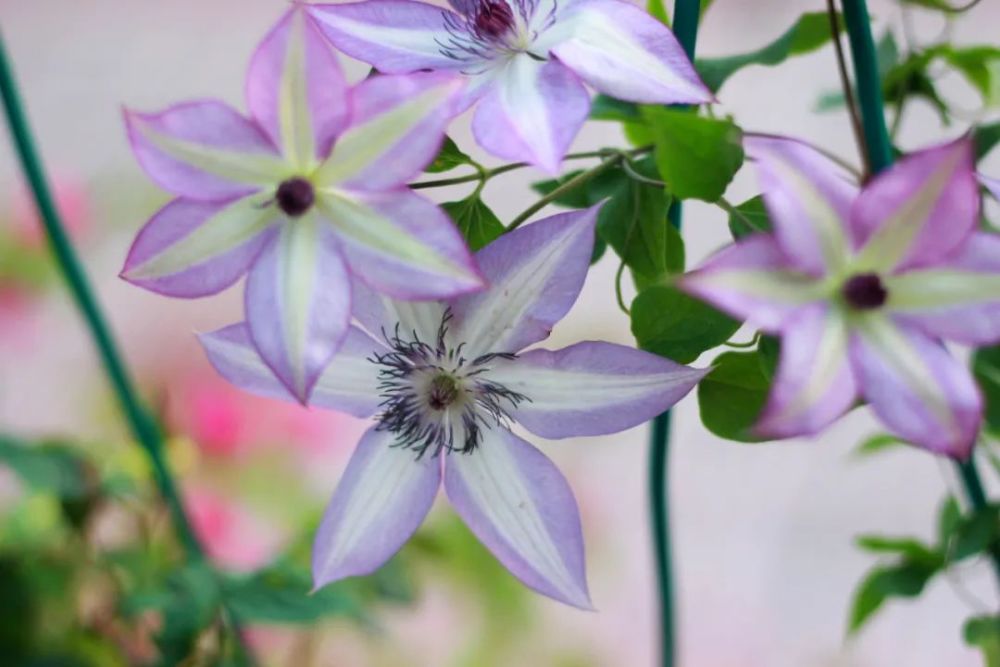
473, 1, 515, 39
842, 273, 888, 310
276, 177, 314, 217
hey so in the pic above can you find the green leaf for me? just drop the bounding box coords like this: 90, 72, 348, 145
847, 560, 939, 634
855, 535, 943, 567
883, 52, 950, 123
646, 0, 668, 24
223, 567, 362, 624
442, 195, 504, 252
757, 335, 780, 379
697, 12, 842, 92
0, 557, 36, 663
590, 235, 608, 265
531, 167, 625, 209
938, 496, 962, 547
589, 95, 641, 122
153, 562, 221, 667
596, 159, 682, 287
964, 616, 1000, 667
0, 435, 92, 500
726, 195, 772, 240
425, 136, 475, 173
932, 45, 1000, 106
949, 505, 1000, 561
645, 108, 744, 202
976, 122, 1000, 160
899, 0, 961, 9
631, 285, 740, 364
697, 350, 771, 442
973, 346, 1000, 436
852, 433, 908, 458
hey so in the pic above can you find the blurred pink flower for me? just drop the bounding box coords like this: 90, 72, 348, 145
164, 363, 366, 462
0, 285, 36, 339
185, 485, 286, 572
7, 175, 91, 249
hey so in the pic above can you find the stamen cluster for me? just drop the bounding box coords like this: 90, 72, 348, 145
436, 0, 558, 68
370, 311, 529, 459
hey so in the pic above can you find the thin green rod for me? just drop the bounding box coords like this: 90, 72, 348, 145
650, 3, 701, 666
839, 0, 893, 174
0, 32, 201, 558
0, 32, 258, 663
839, 0, 1000, 591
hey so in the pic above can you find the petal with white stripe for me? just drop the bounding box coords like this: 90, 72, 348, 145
853, 138, 978, 272
313, 427, 441, 588
317, 188, 482, 300
885, 232, 1000, 345
540, 0, 711, 104
246, 9, 349, 167
744, 135, 858, 276
245, 214, 352, 403
199, 322, 384, 418
124, 102, 288, 201
314, 72, 463, 190
351, 281, 448, 345
308, 1, 463, 73
449, 206, 599, 356
849, 316, 982, 459
471, 56, 590, 173
754, 305, 857, 438
121, 196, 279, 297
679, 234, 827, 332
444, 427, 591, 609
487, 341, 707, 438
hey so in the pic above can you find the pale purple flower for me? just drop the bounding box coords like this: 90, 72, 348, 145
200, 207, 707, 607
308, 0, 712, 172
682, 135, 1000, 459
121, 8, 483, 403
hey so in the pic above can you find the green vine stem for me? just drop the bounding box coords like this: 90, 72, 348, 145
0, 32, 254, 661
839, 0, 1000, 593
650, 2, 701, 666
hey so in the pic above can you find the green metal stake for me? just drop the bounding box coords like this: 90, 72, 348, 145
0, 31, 201, 560
0, 30, 254, 663
650, 2, 701, 666
839, 0, 1000, 590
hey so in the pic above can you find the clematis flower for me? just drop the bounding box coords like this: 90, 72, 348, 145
199, 207, 707, 607
121, 8, 483, 403
308, 0, 712, 172
681, 135, 1000, 458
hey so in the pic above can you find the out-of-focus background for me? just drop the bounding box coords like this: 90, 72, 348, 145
2, 1, 999, 665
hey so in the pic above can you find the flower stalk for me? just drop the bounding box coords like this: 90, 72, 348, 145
839, 0, 1000, 593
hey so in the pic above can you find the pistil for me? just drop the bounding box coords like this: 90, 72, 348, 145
842, 272, 887, 309
275, 177, 315, 217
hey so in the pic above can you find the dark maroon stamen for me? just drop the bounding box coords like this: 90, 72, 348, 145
275, 177, 314, 217
474, 1, 515, 39
842, 272, 888, 310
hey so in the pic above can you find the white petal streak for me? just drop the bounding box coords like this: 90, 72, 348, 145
444, 428, 590, 608
755, 305, 856, 437
488, 341, 707, 438
313, 427, 441, 587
